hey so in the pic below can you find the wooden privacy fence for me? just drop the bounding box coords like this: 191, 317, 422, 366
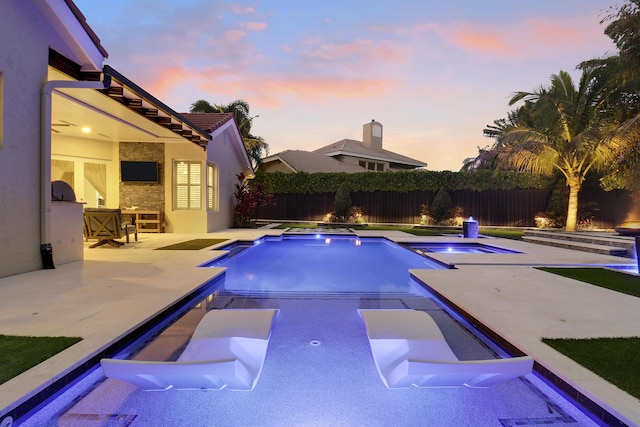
255, 188, 631, 228
256, 189, 551, 226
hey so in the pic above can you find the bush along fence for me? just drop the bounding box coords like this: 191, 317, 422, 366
253, 170, 632, 228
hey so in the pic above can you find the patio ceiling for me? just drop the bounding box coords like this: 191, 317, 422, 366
49, 66, 209, 146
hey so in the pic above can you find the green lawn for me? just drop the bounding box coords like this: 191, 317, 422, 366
537, 267, 640, 298
542, 337, 640, 399
0, 335, 81, 385
538, 267, 640, 399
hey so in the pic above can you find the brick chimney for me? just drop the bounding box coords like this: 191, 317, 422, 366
363, 120, 383, 151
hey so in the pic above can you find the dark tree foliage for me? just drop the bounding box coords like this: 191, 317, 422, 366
603, 0, 640, 63
334, 184, 352, 221
190, 99, 269, 168
580, 1, 640, 193
430, 188, 453, 223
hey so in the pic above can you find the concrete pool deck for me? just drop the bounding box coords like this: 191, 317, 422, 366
0, 229, 638, 425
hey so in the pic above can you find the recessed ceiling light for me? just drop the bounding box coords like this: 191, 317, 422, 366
81, 127, 91, 134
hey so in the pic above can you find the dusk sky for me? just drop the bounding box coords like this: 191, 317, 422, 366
74, 0, 617, 171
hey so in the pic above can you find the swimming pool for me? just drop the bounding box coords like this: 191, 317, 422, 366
204, 236, 447, 293
19, 236, 602, 426
408, 242, 522, 254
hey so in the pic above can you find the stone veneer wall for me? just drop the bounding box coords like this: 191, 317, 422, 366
119, 142, 165, 211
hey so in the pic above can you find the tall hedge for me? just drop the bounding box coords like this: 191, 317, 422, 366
255, 170, 552, 194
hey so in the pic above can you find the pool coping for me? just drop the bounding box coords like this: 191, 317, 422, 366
410, 273, 633, 427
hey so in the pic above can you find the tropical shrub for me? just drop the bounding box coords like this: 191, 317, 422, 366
534, 212, 559, 228
233, 173, 272, 227
419, 203, 434, 225
447, 206, 465, 226
349, 206, 365, 224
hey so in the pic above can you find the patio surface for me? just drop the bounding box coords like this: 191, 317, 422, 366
0, 228, 638, 426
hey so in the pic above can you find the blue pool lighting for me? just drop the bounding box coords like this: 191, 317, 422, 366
409, 242, 522, 254
17, 236, 605, 426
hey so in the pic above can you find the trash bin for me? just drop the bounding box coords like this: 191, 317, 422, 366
463, 217, 478, 238
41, 243, 55, 269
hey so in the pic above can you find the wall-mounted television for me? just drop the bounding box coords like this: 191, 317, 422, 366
120, 161, 159, 183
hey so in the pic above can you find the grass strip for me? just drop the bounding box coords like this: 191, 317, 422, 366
537, 267, 640, 298
0, 335, 82, 385
155, 238, 228, 250
542, 337, 640, 399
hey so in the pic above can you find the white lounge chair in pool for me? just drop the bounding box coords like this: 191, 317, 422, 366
358, 309, 533, 389
100, 309, 278, 391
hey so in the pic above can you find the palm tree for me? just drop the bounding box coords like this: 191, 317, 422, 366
496, 67, 636, 231
461, 103, 538, 172
190, 99, 269, 167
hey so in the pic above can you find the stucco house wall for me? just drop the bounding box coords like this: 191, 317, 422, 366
205, 125, 248, 231
0, 2, 63, 277
163, 142, 207, 233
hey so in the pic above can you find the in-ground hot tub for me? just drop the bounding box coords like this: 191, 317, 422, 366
407, 242, 522, 254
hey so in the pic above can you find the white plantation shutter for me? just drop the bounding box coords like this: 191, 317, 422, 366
174, 161, 202, 209
207, 164, 218, 210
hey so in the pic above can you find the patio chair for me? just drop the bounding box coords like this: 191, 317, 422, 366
100, 309, 279, 391
83, 208, 137, 248
358, 309, 533, 389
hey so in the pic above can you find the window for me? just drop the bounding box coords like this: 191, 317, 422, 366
174, 161, 202, 209
358, 160, 385, 171
207, 163, 219, 211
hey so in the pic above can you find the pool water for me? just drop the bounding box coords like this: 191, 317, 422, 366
20, 236, 602, 426
205, 236, 446, 293
409, 242, 521, 254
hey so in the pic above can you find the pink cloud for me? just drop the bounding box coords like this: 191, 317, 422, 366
402, 11, 612, 62
449, 25, 515, 56
261, 76, 396, 100
191, 71, 398, 109
245, 21, 268, 31
229, 4, 255, 14
222, 29, 247, 42
301, 39, 406, 63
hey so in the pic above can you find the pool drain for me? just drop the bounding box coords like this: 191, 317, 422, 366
309, 340, 321, 346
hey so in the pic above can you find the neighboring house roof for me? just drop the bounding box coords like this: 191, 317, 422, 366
262, 150, 367, 173
314, 139, 427, 169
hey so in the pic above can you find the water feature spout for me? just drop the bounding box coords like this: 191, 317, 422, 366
463, 217, 478, 238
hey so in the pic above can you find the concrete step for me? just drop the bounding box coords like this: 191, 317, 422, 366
524, 230, 635, 249
522, 236, 629, 257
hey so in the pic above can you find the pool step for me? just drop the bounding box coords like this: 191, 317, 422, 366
522, 231, 631, 257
